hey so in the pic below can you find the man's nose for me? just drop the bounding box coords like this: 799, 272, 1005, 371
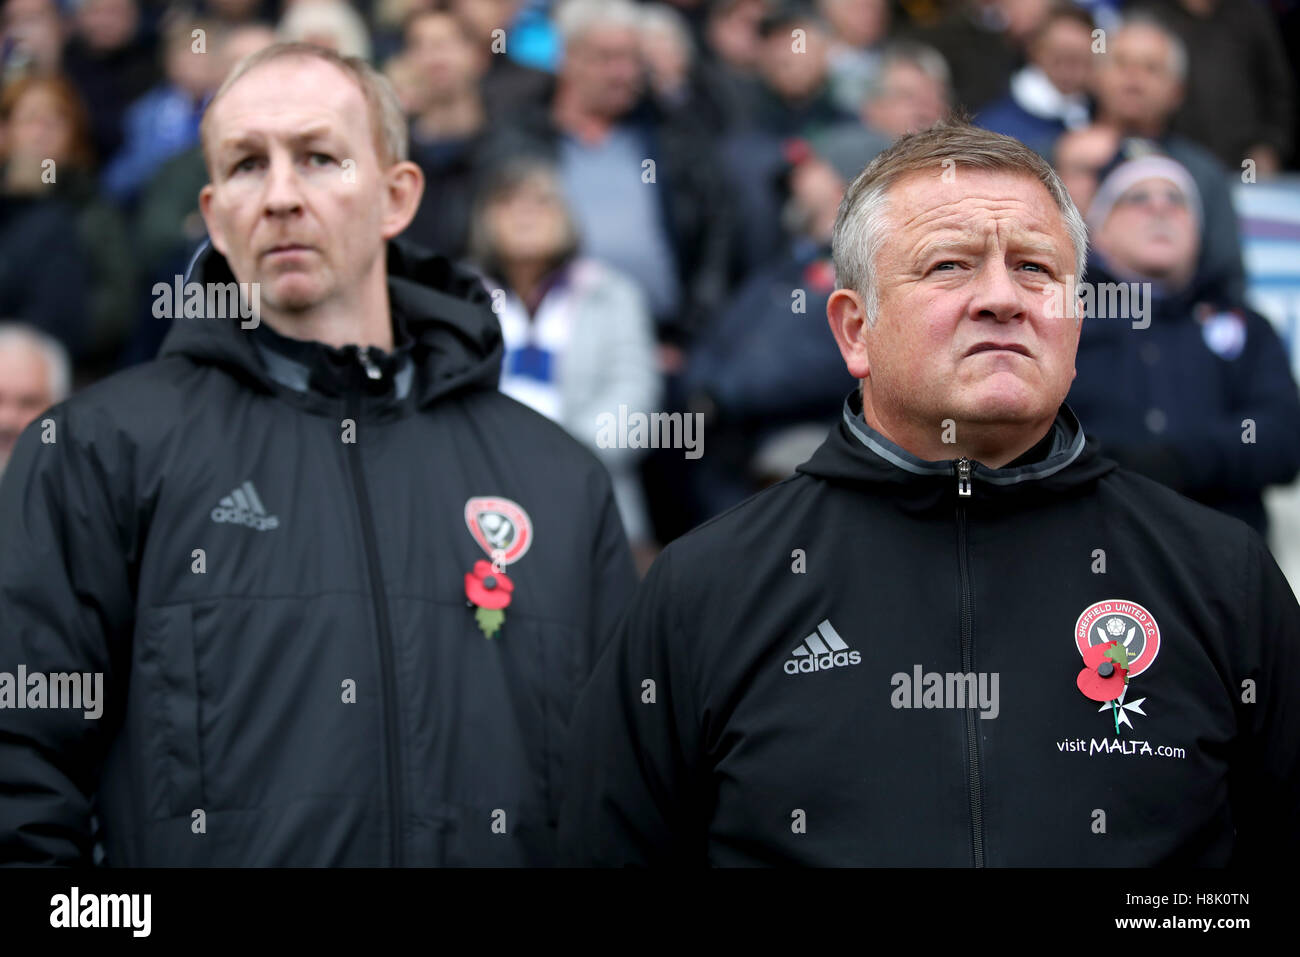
262, 155, 305, 216
970, 263, 1024, 322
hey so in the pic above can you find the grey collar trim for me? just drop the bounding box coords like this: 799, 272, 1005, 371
841, 399, 1086, 484
253, 340, 415, 401
255, 341, 311, 393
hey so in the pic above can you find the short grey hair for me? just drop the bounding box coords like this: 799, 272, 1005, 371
832, 119, 1089, 326
865, 40, 951, 104
200, 42, 407, 172
555, 0, 643, 46
1115, 13, 1188, 81
0, 322, 71, 402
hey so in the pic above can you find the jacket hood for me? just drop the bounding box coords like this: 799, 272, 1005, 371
158, 238, 503, 406
797, 390, 1116, 509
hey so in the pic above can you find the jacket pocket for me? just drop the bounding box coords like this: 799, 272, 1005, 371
135, 604, 204, 822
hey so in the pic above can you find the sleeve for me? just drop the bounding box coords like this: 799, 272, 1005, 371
559, 546, 706, 865
0, 406, 135, 865
1230, 531, 1300, 866
1167, 311, 1300, 497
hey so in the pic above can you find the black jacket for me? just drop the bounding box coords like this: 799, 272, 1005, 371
0, 240, 637, 865
559, 393, 1300, 866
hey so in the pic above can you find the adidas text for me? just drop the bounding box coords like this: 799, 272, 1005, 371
784, 619, 861, 675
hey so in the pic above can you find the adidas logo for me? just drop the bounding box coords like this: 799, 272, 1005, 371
784, 619, 861, 675
210, 481, 280, 531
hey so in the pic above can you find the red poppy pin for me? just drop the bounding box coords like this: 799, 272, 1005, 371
465, 559, 513, 638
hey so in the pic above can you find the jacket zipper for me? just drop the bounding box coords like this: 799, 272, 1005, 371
344, 359, 404, 865
955, 456, 984, 867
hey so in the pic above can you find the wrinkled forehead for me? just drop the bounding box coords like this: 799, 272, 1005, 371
885, 168, 1070, 251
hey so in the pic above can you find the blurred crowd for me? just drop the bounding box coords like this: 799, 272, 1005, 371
2, 0, 1300, 557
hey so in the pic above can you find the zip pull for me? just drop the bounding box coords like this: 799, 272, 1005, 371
357, 347, 382, 380
956, 457, 972, 497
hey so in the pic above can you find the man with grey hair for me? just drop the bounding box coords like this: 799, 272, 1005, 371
0, 42, 637, 866
561, 120, 1300, 866
504, 0, 732, 344
1091, 14, 1246, 301
0, 322, 69, 477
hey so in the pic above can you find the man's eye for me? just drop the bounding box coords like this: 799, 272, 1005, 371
1021, 262, 1049, 273
309, 153, 336, 166
930, 261, 958, 273
232, 157, 259, 174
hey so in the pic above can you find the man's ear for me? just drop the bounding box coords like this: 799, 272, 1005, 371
197, 183, 228, 256
827, 287, 871, 380
379, 160, 425, 240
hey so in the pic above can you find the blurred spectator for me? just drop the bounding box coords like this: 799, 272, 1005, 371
128, 23, 277, 366
693, 0, 767, 134
450, 0, 554, 119
0, 74, 135, 377
746, 3, 854, 138
1132, 0, 1294, 176
62, 0, 159, 163
101, 17, 222, 207
198, 0, 272, 28
399, 7, 503, 259
817, 0, 891, 116
860, 39, 950, 138
1069, 153, 1300, 535
684, 132, 858, 516
1092, 15, 1247, 302
639, 3, 698, 114
469, 158, 660, 551
2, 0, 64, 82
278, 0, 372, 59
719, 39, 944, 290
0, 321, 68, 477
506, 0, 733, 344
977, 3, 1094, 156
1051, 121, 1119, 214
903, 0, 1050, 114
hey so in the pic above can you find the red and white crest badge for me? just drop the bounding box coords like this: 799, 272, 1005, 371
464, 497, 533, 566
1074, 599, 1161, 678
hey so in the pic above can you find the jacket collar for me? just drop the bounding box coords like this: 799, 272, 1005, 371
797, 390, 1114, 507
161, 238, 503, 411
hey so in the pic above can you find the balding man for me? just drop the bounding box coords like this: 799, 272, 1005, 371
560, 121, 1300, 867
0, 322, 69, 477
0, 43, 636, 866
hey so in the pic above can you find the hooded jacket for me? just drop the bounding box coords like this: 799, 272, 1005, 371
559, 393, 1300, 866
1068, 254, 1300, 535
0, 239, 637, 866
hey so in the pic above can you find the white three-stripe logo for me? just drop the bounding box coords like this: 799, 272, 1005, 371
791, 619, 849, 656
